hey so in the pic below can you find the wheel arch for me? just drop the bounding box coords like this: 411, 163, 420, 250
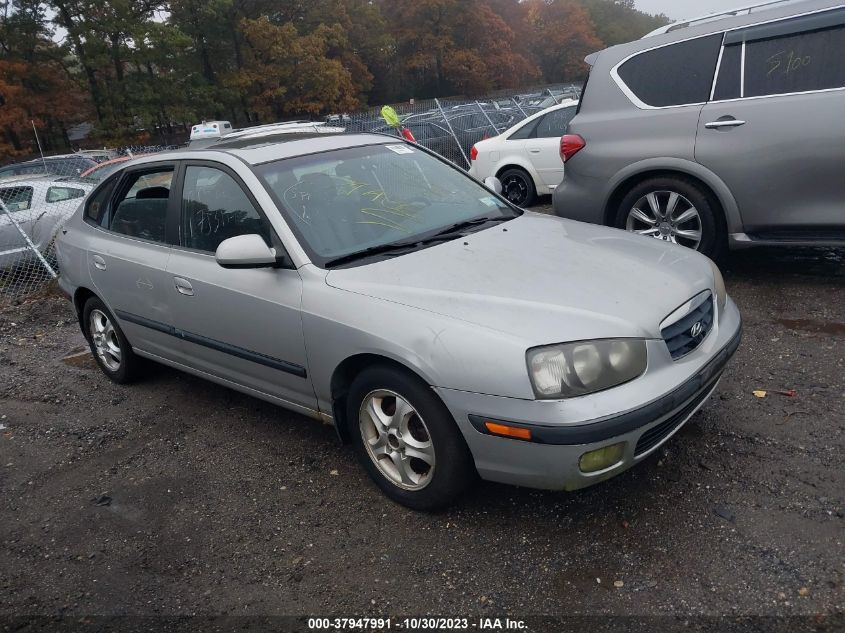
602, 160, 742, 233
72, 286, 98, 333
495, 161, 540, 191
329, 353, 435, 444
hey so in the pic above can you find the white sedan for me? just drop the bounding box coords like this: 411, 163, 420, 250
0, 175, 92, 269
469, 100, 578, 207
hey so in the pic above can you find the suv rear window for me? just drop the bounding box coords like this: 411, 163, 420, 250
617, 34, 722, 107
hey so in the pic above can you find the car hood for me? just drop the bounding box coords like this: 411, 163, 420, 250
325, 213, 714, 345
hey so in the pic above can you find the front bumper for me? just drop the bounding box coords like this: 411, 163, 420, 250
435, 300, 742, 491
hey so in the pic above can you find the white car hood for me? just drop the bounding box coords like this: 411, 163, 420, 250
325, 212, 714, 345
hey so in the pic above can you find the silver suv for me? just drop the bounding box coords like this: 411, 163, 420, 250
553, 0, 845, 258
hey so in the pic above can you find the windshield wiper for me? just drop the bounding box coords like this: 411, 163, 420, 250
324, 235, 457, 268
431, 215, 511, 237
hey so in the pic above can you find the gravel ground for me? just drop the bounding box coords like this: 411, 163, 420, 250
1, 228, 843, 624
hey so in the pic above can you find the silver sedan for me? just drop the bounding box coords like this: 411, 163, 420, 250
55, 130, 741, 510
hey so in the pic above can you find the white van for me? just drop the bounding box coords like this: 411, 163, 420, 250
189, 121, 233, 141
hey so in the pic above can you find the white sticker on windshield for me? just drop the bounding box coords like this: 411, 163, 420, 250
479, 196, 499, 207
385, 144, 415, 154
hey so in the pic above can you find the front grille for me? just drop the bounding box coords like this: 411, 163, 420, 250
661, 293, 714, 360
634, 375, 719, 457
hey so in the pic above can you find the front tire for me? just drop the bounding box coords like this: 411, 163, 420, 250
499, 167, 537, 207
347, 366, 476, 511
82, 297, 142, 384
615, 176, 725, 259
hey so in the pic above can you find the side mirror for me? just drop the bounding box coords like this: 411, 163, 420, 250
215, 234, 277, 269
484, 176, 503, 195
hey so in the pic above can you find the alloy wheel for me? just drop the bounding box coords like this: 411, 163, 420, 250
358, 389, 435, 491
626, 190, 703, 250
501, 174, 529, 206
89, 309, 121, 372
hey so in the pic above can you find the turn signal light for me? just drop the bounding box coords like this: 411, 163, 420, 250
470, 144, 479, 161
560, 134, 586, 163
484, 421, 532, 441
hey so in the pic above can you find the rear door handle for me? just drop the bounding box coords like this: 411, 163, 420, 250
92, 255, 106, 271
528, 148, 541, 154
705, 119, 746, 129
173, 277, 194, 296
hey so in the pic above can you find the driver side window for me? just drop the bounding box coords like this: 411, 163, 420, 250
180, 166, 272, 253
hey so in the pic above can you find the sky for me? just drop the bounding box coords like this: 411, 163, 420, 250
635, 0, 755, 20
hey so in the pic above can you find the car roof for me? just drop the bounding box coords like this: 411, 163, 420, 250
131, 133, 397, 167
0, 174, 53, 185
590, 0, 840, 64
0, 174, 91, 188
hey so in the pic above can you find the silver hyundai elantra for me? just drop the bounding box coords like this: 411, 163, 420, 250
56, 130, 741, 510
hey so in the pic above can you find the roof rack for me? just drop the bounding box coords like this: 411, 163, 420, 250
643, 0, 809, 37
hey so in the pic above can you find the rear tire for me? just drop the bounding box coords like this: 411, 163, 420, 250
347, 366, 477, 511
82, 297, 142, 384
615, 176, 726, 260
499, 167, 537, 208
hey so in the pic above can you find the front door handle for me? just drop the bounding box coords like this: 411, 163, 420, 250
92, 255, 106, 271
173, 277, 194, 296
705, 119, 746, 129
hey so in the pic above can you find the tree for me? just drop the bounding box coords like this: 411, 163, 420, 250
524, 0, 603, 83
233, 17, 362, 119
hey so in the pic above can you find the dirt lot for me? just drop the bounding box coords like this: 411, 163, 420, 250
1, 238, 844, 624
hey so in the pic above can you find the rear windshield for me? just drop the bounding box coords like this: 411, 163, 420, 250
255, 143, 517, 266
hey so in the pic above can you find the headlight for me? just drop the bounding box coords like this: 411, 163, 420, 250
527, 339, 647, 399
709, 260, 727, 314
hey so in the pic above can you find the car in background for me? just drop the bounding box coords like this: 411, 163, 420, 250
80, 154, 156, 182
553, 0, 845, 258
0, 155, 97, 181
469, 100, 578, 207
56, 131, 740, 510
189, 120, 233, 144
375, 110, 517, 168
75, 149, 117, 164
0, 175, 93, 268
186, 121, 344, 149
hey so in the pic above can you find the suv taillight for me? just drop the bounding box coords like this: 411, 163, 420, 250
470, 144, 478, 161
560, 134, 586, 163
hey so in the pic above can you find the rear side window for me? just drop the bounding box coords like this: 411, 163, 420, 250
0, 186, 34, 211
534, 107, 577, 138
508, 118, 539, 140
47, 186, 86, 203
744, 25, 845, 97
617, 34, 722, 107
109, 168, 173, 242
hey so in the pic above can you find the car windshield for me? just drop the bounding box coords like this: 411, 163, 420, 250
255, 143, 518, 267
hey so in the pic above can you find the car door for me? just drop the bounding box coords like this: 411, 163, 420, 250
0, 185, 37, 265
165, 161, 315, 413
525, 106, 577, 188
695, 9, 845, 234
84, 162, 178, 360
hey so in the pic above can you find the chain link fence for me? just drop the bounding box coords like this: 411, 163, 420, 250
0, 85, 579, 305
0, 146, 173, 305
329, 84, 582, 170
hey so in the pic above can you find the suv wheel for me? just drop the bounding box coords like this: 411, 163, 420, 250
83, 297, 142, 384
348, 366, 476, 511
616, 177, 725, 259
499, 168, 537, 207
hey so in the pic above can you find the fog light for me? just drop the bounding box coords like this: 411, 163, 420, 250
579, 443, 625, 473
